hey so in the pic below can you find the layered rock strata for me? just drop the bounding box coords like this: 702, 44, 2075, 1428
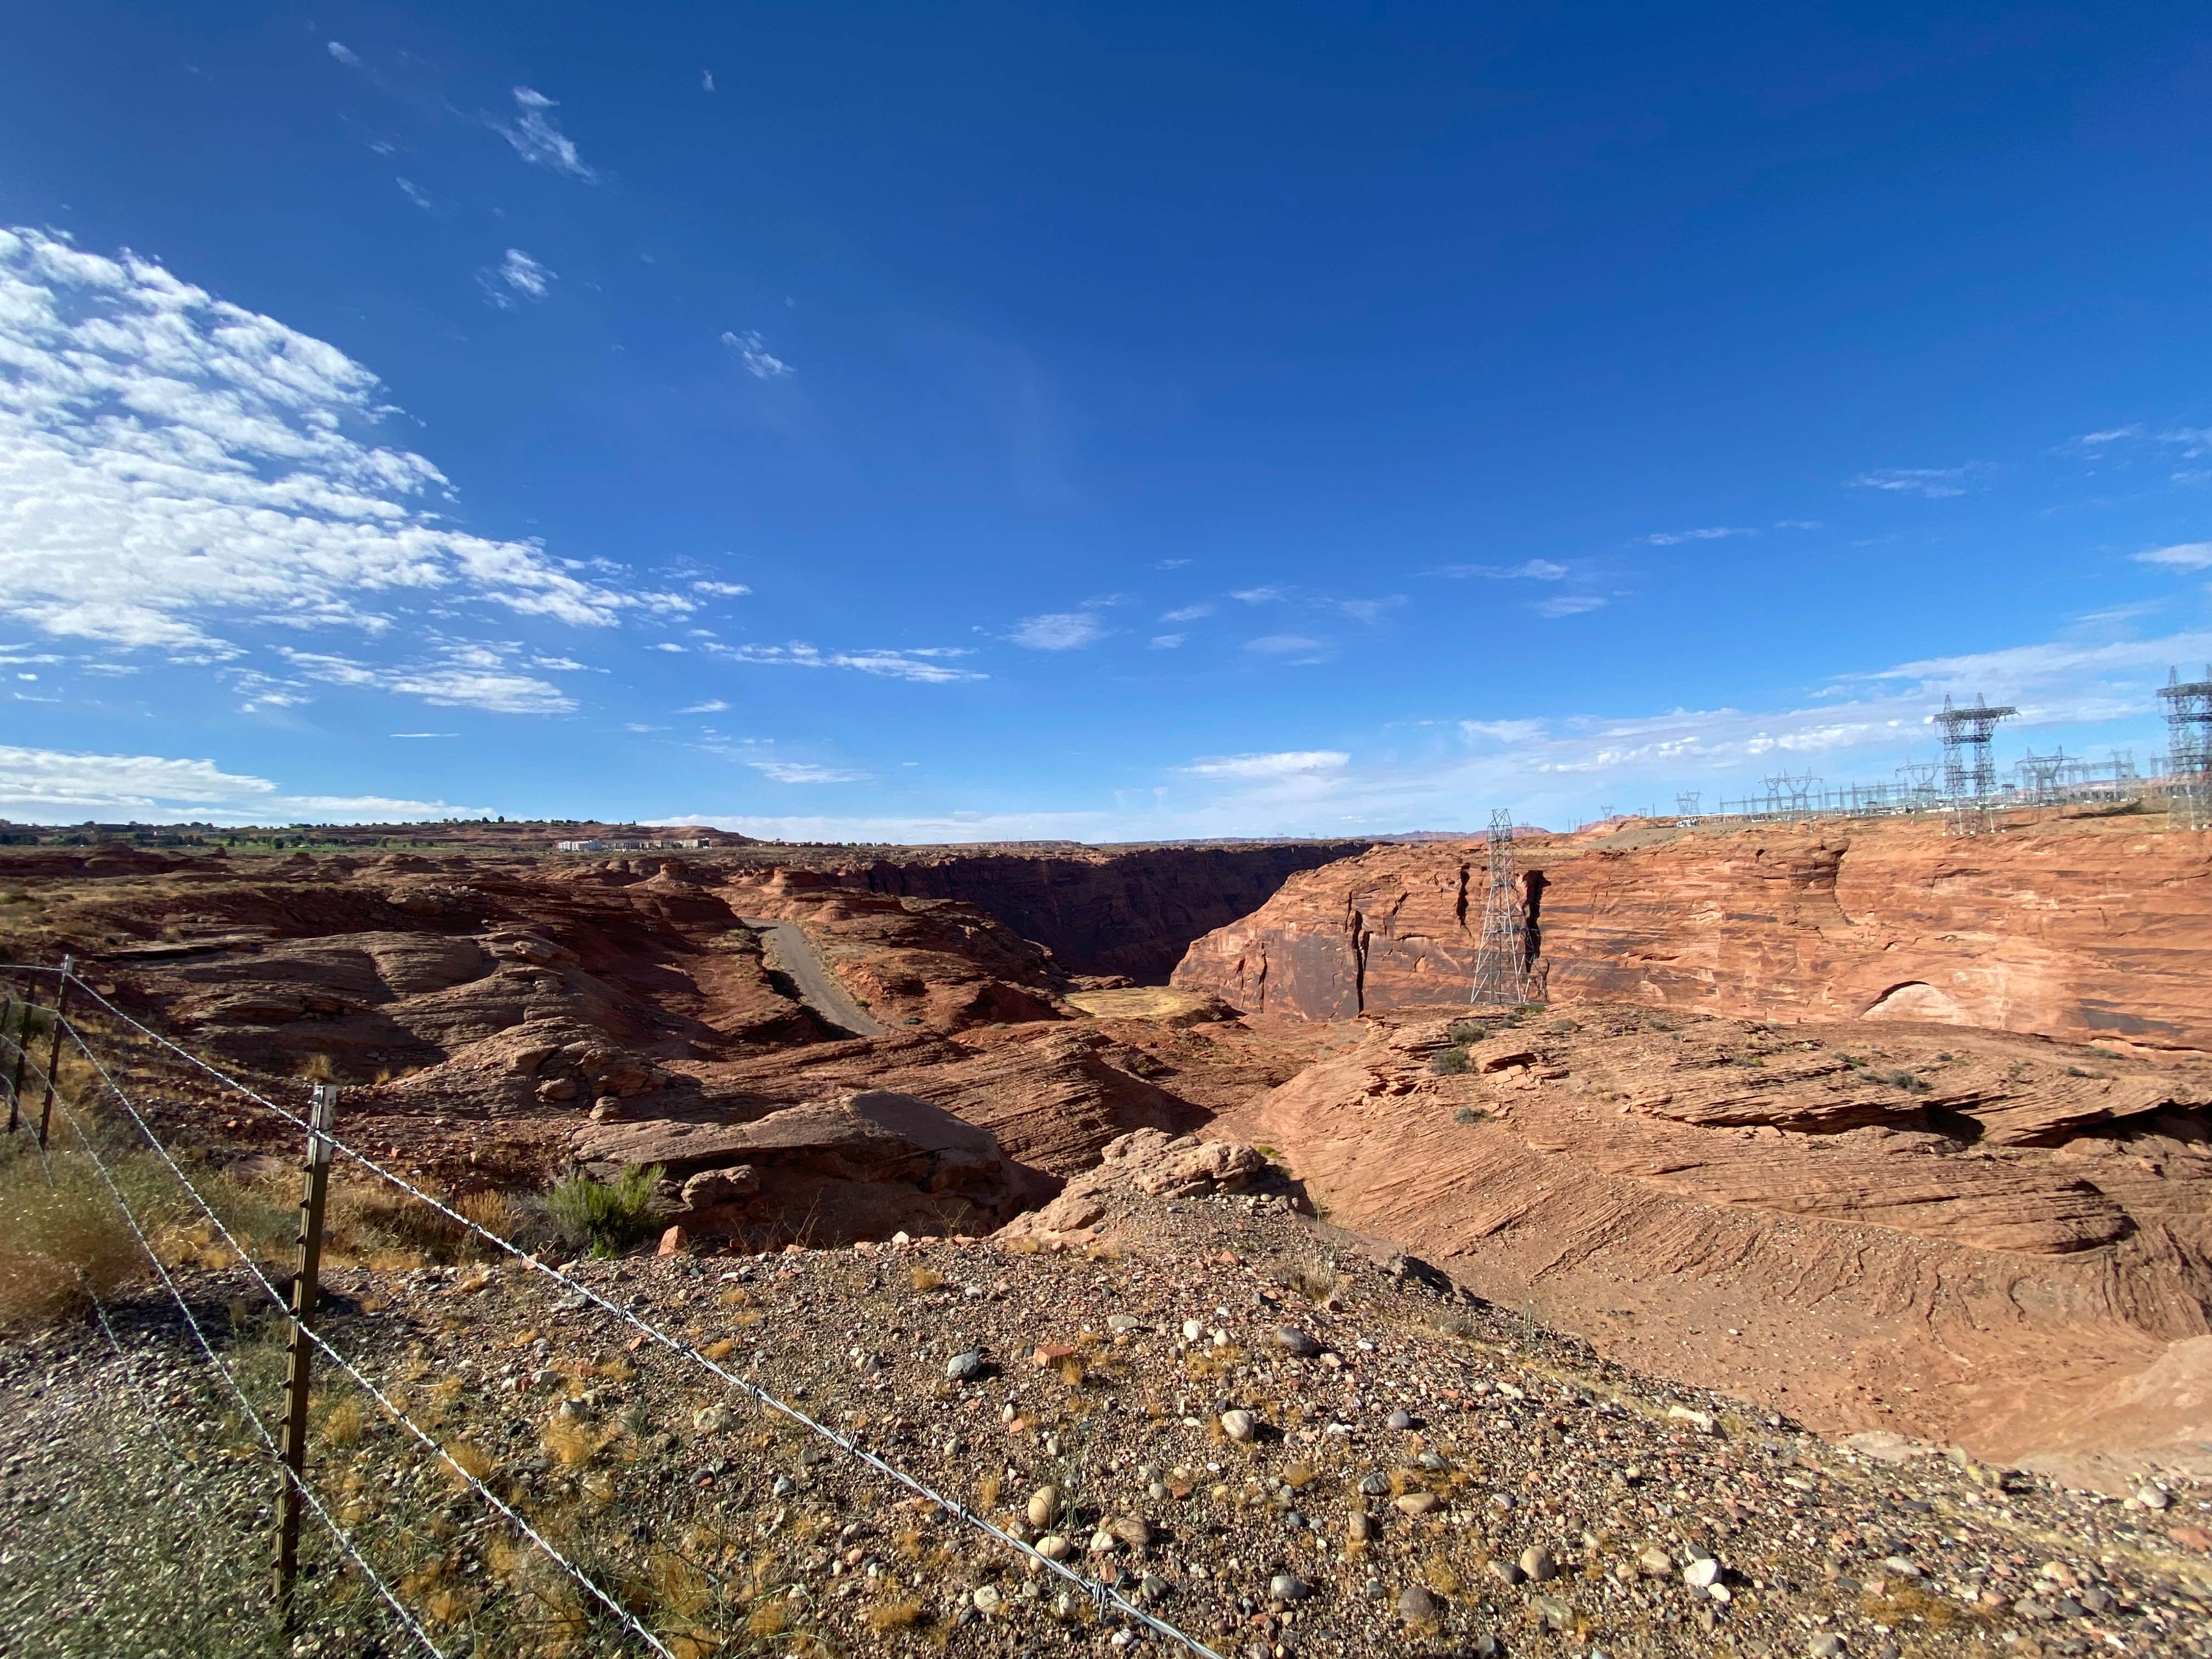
1172, 814, 2212, 1054
1216, 1003, 2212, 1482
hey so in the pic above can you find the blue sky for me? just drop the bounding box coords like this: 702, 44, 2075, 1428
2, 3, 2209, 839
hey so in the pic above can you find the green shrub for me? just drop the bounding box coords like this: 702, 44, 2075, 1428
1446, 1020, 1489, 1045
1430, 1045, 1471, 1076
546, 1164, 664, 1256
1453, 1105, 1490, 1126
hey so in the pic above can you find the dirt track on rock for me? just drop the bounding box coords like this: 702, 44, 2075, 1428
743, 916, 888, 1038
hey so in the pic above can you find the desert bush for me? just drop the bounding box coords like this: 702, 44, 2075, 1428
1, 1104, 295, 1326
1453, 1105, 1491, 1125
1430, 1045, 1471, 1076
1869, 1067, 1930, 1093
1446, 1019, 1489, 1045
546, 1164, 664, 1257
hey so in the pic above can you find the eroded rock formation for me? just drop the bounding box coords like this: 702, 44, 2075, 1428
1172, 814, 2212, 1054
1216, 1003, 2212, 1482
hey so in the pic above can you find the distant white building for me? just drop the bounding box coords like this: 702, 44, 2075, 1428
556, 837, 710, 853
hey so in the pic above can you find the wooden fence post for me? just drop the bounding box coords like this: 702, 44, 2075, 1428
35, 956, 72, 1150
274, 1082, 337, 1624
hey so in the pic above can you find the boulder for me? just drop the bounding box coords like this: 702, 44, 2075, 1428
572, 1090, 1021, 1246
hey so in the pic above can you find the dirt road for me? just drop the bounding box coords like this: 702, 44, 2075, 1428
742, 917, 887, 1039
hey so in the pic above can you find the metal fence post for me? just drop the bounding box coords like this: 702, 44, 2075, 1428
3, 980, 28, 1134
274, 1082, 337, 1624
35, 956, 72, 1150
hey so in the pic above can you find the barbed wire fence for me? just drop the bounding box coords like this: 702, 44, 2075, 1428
0, 959, 1228, 1659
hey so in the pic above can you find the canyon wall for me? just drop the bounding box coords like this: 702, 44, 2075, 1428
1172, 815, 2212, 1053
828, 841, 1375, 980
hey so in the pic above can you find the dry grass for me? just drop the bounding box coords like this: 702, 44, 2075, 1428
910, 1264, 945, 1291
702, 1338, 736, 1360
746, 1600, 791, 1639
442, 1440, 494, 1486
316, 1398, 366, 1448
865, 1599, 926, 1632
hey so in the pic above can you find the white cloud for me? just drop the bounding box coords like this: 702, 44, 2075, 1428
1535, 594, 1607, 618
397, 178, 435, 212
1848, 466, 1976, 498
1244, 633, 1327, 659
2135, 541, 2212, 572
1150, 633, 1186, 650
0, 743, 489, 823
681, 698, 730, 714
749, 760, 870, 785
1183, 751, 1349, 780
1775, 520, 1824, 531
279, 647, 573, 713
1159, 603, 1214, 623
478, 248, 554, 308
2075, 425, 2142, 446
1010, 611, 1108, 651
721, 642, 985, 684
692, 579, 752, 598
1154, 558, 1192, 570
326, 41, 363, 67
1644, 526, 1754, 545
651, 642, 687, 653
721, 329, 793, 380
389, 732, 456, 738
494, 87, 595, 181
1336, 596, 1402, 624
701, 70, 716, 93
1460, 719, 1547, 744
0, 227, 663, 655
1230, 585, 1285, 604
1429, 559, 1568, 580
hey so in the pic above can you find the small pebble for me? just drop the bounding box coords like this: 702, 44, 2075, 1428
1220, 1409, 1256, 1442
1386, 1408, 1413, 1431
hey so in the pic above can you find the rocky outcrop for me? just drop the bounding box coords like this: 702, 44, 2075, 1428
995, 1127, 1269, 1248
572, 1089, 1020, 1246
1172, 815, 2212, 1054
1215, 1003, 2212, 1479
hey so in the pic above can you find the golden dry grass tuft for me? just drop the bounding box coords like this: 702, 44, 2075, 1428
910, 1264, 945, 1291
865, 1599, 926, 1632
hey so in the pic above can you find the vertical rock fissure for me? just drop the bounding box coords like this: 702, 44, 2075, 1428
1455, 863, 1470, 930
1350, 906, 1369, 1014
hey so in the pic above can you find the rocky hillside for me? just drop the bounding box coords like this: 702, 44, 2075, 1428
1170, 813, 2212, 1055
7, 1141, 2208, 1657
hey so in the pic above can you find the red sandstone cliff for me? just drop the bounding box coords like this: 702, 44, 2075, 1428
1172, 814, 2212, 1054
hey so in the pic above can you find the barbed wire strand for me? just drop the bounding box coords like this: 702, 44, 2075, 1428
36, 1086, 444, 1658
37, 967, 1227, 1657
49, 1015, 682, 1659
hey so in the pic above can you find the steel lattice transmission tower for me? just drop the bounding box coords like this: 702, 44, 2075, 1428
1468, 809, 1531, 1007
1933, 693, 2017, 833
2160, 665, 2212, 832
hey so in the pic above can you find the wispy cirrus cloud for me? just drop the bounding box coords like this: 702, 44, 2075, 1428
1642, 526, 1754, 545
1848, 465, 1982, 499
718, 642, 984, 683
1427, 559, 1568, 580
749, 760, 870, 785
0, 227, 681, 662
1183, 749, 1348, 780
478, 248, 554, 308
1534, 593, 1607, 618
2134, 541, 2212, 572
1159, 603, 1215, 623
1010, 600, 1121, 650
494, 87, 595, 180
722, 329, 793, 379
278, 644, 574, 714
692, 580, 752, 599
681, 698, 730, 714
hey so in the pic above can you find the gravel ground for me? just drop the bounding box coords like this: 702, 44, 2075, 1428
3, 1186, 2209, 1659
